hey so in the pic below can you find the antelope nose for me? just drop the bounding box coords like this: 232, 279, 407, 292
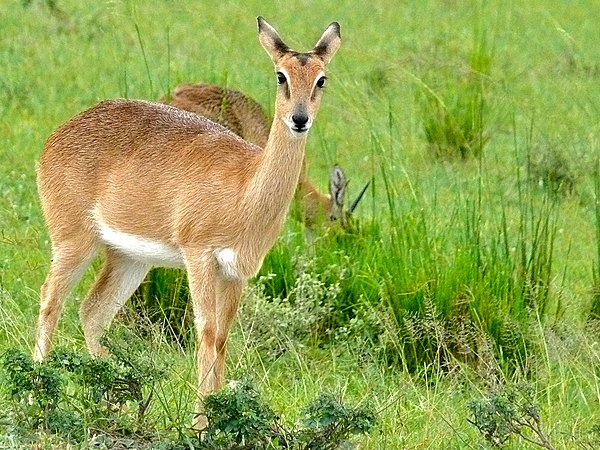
292, 114, 309, 129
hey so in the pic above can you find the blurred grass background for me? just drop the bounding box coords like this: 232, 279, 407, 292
1, 0, 600, 448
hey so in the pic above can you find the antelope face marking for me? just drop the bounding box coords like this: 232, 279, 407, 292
258, 17, 340, 139
274, 58, 328, 137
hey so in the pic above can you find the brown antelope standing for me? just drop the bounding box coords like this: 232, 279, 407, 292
33, 17, 341, 428
163, 83, 369, 230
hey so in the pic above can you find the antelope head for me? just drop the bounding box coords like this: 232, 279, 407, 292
258, 16, 340, 137
328, 165, 371, 228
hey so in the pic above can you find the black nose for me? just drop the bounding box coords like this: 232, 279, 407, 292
292, 114, 309, 129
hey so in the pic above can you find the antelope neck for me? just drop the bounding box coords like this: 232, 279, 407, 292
243, 116, 306, 227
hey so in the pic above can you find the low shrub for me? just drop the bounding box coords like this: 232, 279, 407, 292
468, 384, 555, 449
196, 380, 376, 450
0, 328, 167, 445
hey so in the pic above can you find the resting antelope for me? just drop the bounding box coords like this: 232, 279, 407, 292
163, 83, 370, 230
33, 17, 341, 429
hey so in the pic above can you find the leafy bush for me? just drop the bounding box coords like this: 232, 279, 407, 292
239, 254, 345, 359
297, 391, 376, 449
0, 348, 83, 441
200, 380, 277, 449
198, 381, 376, 450
49, 328, 166, 430
0, 329, 167, 445
468, 384, 555, 449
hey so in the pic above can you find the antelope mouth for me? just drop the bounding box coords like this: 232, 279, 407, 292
284, 117, 312, 137
291, 126, 309, 135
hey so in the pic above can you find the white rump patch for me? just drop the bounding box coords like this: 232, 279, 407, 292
215, 248, 242, 280
93, 213, 183, 267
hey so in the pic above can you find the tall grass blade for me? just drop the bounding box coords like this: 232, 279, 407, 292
135, 23, 154, 98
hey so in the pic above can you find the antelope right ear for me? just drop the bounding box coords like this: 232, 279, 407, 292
348, 179, 371, 215
257, 16, 290, 64
329, 165, 347, 208
313, 22, 341, 65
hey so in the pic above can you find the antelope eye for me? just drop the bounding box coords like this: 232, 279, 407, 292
316, 76, 327, 88
276, 71, 287, 85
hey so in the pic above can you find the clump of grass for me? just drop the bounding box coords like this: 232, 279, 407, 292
129, 268, 192, 347
527, 142, 579, 197
420, 80, 488, 160
418, 24, 492, 160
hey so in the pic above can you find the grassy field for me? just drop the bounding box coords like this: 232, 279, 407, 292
1, 0, 600, 448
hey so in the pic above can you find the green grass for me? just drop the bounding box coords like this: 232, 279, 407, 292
2, 0, 600, 448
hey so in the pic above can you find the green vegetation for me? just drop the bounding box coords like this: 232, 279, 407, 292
1, 0, 600, 448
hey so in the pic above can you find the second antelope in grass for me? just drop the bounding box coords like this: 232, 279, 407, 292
33, 17, 341, 429
164, 83, 370, 230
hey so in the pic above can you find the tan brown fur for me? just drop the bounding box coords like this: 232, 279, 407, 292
33, 17, 341, 429
163, 83, 270, 148
163, 83, 341, 229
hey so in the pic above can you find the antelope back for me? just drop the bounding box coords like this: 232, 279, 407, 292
163, 83, 270, 148
39, 101, 278, 270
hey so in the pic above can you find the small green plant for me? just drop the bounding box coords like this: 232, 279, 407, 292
58, 327, 166, 430
0, 329, 167, 445
198, 380, 376, 450
297, 391, 376, 449
0, 348, 82, 440
201, 380, 278, 449
467, 384, 555, 449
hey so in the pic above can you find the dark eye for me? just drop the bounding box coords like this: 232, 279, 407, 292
276, 71, 287, 85
316, 76, 327, 88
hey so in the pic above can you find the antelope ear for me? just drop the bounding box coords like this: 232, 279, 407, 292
348, 179, 371, 215
313, 22, 341, 65
329, 165, 347, 208
257, 16, 290, 63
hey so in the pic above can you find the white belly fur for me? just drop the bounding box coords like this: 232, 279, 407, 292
93, 208, 243, 277
95, 219, 184, 267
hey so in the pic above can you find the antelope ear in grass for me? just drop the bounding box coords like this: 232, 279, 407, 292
348, 179, 371, 215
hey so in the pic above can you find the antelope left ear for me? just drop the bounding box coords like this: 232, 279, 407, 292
257, 16, 290, 64
313, 22, 341, 65
329, 165, 347, 208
